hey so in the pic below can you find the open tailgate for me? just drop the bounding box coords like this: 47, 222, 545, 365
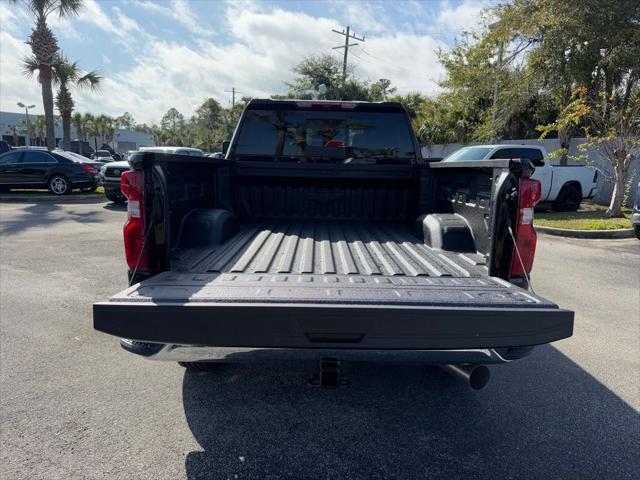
94, 272, 573, 349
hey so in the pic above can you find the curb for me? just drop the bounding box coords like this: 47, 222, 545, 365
0, 193, 106, 204
535, 225, 635, 239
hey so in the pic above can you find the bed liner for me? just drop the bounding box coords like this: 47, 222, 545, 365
170, 220, 487, 278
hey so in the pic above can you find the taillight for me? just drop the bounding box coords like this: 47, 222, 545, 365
83, 164, 97, 174
509, 178, 542, 277
121, 170, 149, 272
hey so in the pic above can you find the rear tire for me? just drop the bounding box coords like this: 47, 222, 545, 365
179, 361, 223, 372
553, 184, 581, 212
106, 193, 126, 204
634, 224, 640, 240
48, 175, 71, 195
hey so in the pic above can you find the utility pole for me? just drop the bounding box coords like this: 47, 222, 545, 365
489, 21, 504, 143
490, 41, 504, 143
224, 87, 242, 109
332, 26, 365, 82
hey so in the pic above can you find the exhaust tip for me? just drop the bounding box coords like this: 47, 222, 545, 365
440, 364, 491, 390
468, 365, 491, 390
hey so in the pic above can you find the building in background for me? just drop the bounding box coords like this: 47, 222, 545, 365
0, 111, 154, 153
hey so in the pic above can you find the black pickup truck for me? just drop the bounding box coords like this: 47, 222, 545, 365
94, 99, 573, 389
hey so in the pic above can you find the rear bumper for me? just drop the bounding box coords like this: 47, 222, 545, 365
102, 180, 122, 195
70, 174, 98, 188
94, 301, 574, 351
122, 341, 531, 364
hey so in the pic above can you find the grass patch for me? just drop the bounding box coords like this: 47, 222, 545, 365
534, 203, 632, 230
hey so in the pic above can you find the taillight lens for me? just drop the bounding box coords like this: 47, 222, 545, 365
121, 170, 149, 272
83, 164, 97, 174
509, 178, 542, 277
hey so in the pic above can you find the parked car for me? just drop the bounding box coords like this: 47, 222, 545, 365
93, 99, 574, 390
0, 148, 99, 195
633, 181, 640, 240
99, 144, 122, 161
91, 149, 116, 162
55, 150, 109, 181
100, 160, 130, 204
442, 145, 598, 211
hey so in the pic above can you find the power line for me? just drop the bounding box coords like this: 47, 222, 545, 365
332, 26, 365, 82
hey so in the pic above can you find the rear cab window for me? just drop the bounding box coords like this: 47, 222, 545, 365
443, 147, 493, 162
491, 147, 545, 166
231, 102, 418, 164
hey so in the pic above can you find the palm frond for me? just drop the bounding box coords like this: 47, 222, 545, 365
56, 0, 83, 18
22, 55, 40, 81
76, 71, 102, 93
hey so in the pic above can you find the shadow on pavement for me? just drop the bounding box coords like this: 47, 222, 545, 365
181, 345, 639, 479
0, 202, 103, 236
0, 190, 106, 204
102, 202, 127, 211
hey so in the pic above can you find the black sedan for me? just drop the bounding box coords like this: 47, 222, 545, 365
0, 149, 99, 195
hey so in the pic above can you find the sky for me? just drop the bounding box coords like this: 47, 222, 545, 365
0, 0, 489, 124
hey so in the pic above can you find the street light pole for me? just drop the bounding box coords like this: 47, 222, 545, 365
17, 102, 36, 147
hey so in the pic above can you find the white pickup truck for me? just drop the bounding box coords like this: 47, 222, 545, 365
442, 145, 598, 211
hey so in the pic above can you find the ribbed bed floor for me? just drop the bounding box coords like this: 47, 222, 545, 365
171, 220, 488, 278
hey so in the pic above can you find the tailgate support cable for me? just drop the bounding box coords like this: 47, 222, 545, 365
507, 222, 535, 294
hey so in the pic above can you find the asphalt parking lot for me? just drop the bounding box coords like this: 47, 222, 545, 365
1, 198, 639, 480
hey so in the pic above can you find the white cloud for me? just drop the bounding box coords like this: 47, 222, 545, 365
436, 0, 489, 34
0, 31, 43, 115
0, 2, 453, 124
0, 3, 27, 34
136, 0, 214, 37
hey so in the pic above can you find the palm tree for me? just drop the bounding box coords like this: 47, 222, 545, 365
53, 56, 100, 150
99, 115, 115, 147
34, 115, 47, 145
7, 124, 22, 146
81, 112, 93, 141
25, 55, 101, 150
10, 0, 85, 151
71, 111, 84, 141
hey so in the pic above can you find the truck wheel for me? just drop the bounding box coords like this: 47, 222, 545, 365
106, 193, 126, 205
634, 225, 640, 240
178, 361, 222, 372
553, 184, 581, 212
48, 175, 71, 195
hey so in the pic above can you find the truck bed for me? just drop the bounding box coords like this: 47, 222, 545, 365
171, 220, 486, 278
94, 220, 573, 349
